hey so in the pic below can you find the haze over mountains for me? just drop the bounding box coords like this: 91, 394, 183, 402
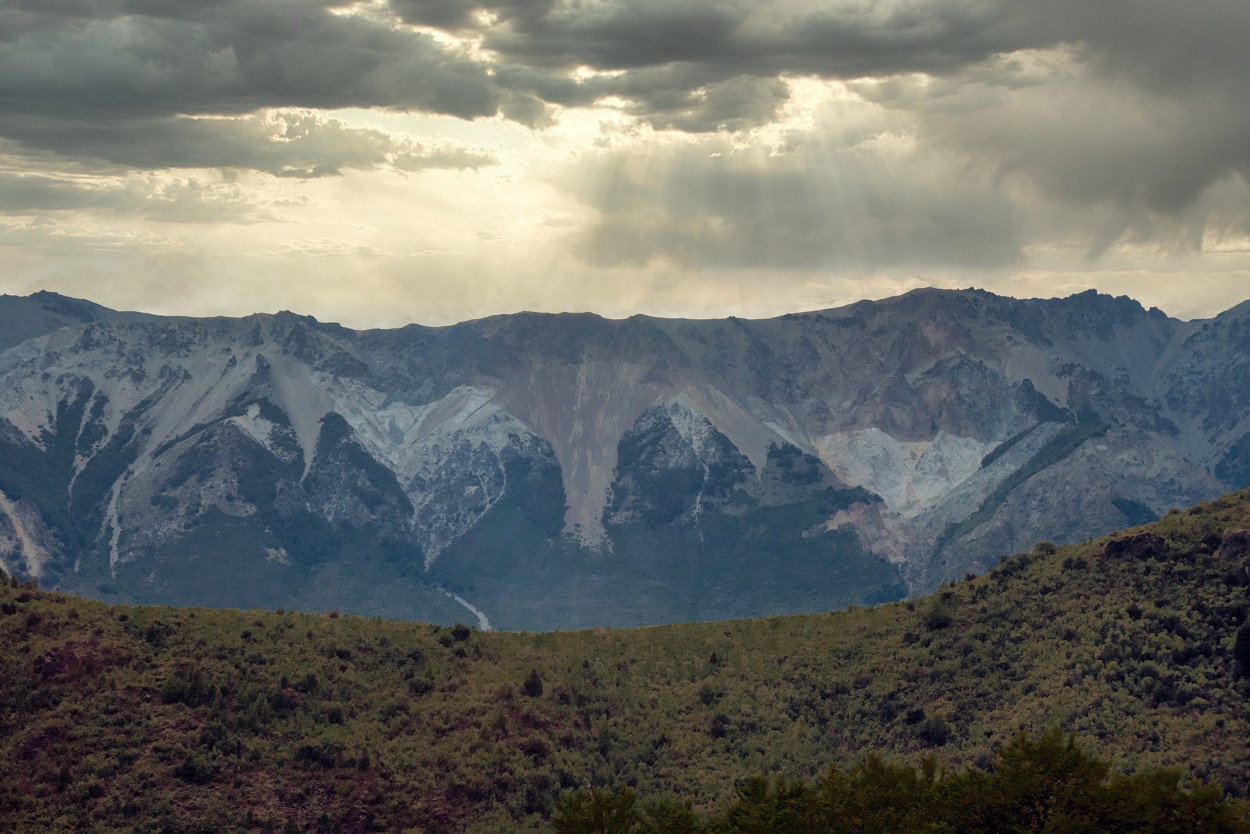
1, 288, 1248, 630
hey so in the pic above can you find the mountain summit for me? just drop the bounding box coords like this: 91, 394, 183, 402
1, 288, 1247, 629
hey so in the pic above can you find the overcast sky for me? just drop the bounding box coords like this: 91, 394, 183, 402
1, 0, 1248, 326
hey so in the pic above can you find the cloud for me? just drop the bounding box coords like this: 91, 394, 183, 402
524, 67, 793, 133
855, 49, 1250, 252
392, 0, 1250, 220
394, 0, 1033, 76
1018, 0, 1250, 94
391, 0, 1044, 132
0, 1, 506, 120
2, 110, 494, 177
0, 170, 268, 224
563, 127, 1023, 272
5, 0, 1248, 159
270, 236, 388, 257
556, 51, 1250, 275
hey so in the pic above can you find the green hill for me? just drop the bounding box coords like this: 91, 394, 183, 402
3, 490, 1250, 833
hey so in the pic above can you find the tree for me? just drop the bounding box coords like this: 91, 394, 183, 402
723, 777, 815, 834
818, 755, 947, 834
955, 729, 1107, 832
552, 788, 639, 834
1106, 768, 1250, 834
637, 799, 702, 834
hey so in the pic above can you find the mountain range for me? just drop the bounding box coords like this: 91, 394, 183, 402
1, 287, 1248, 629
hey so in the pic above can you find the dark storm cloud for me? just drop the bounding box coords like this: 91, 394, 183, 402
853, 44, 1250, 243
393, 0, 1031, 75
393, 0, 1250, 91
393, 0, 1042, 127
1020, 0, 1250, 94
0, 1, 503, 121
522, 65, 793, 133
6, 0, 1247, 150
0, 0, 508, 182
1004, 1, 1250, 227
620, 74, 790, 134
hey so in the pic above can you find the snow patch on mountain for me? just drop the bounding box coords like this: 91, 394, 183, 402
264, 355, 332, 476
816, 429, 992, 516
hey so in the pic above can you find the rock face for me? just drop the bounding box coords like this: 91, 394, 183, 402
0, 288, 1246, 629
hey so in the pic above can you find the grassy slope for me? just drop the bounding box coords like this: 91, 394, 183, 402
1, 490, 1249, 833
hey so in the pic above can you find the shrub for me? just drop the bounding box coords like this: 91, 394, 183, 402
523, 668, 544, 698
295, 741, 343, 769
923, 602, 953, 631
918, 716, 951, 747
1234, 624, 1250, 680
160, 667, 216, 707
173, 750, 216, 785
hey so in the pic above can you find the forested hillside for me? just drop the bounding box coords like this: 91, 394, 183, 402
2, 489, 1249, 832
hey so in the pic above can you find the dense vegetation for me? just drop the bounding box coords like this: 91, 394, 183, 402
553, 730, 1249, 833
2, 489, 1250, 832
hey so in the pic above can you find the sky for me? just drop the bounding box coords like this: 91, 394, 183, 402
1, 0, 1248, 328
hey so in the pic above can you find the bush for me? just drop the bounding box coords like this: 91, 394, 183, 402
160, 667, 216, 707
523, 668, 544, 698
922, 602, 953, 631
1234, 624, 1250, 680
918, 716, 951, 747
173, 750, 216, 785
295, 741, 343, 769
